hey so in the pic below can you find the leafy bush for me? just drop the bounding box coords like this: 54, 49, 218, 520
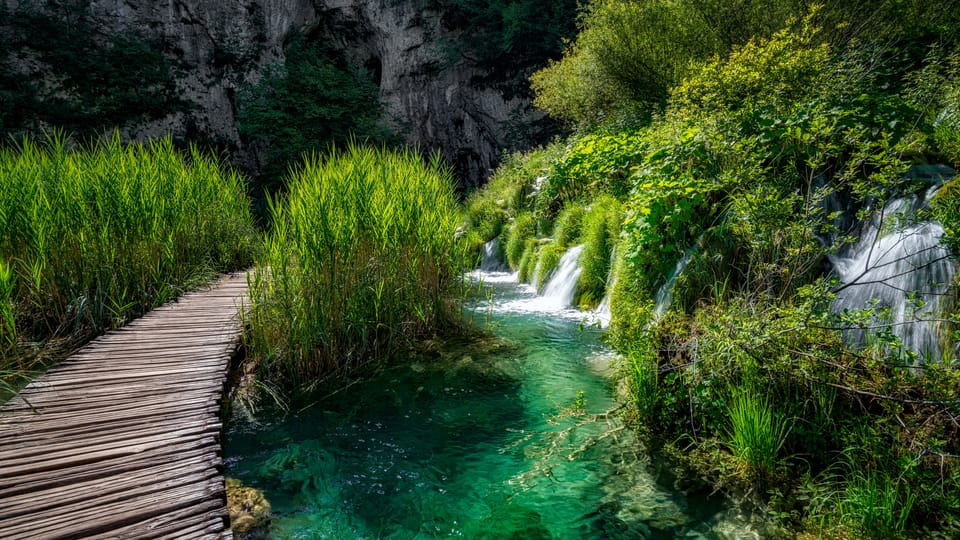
933, 177, 960, 253
669, 15, 828, 115
245, 144, 461, 389
537, 132, 643, 218
530, 0, 807, 127
0, 133, 255, 368
441, 0, 578, 67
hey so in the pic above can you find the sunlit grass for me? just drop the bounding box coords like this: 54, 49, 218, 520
245, 143, 463, 390
726, 385, 790, 477
0, 132, 256, 375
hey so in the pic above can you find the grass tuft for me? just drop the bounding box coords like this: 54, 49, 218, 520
726, 384, 790, 478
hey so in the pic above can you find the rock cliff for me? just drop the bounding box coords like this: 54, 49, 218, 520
1, 0, 549, 185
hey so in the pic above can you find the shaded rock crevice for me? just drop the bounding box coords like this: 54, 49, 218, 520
2, 0, 551, 185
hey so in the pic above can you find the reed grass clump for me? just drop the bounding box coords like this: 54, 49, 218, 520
517, 238, 539, 284
576, 195, 621, 308
552, 204, 585, 248
245, 144, 462, 388
726, 385, 790, 478
505, 212, 537, 270
534, 243, 564, 292
0, 133, 255, 370
838, 471, 915, 538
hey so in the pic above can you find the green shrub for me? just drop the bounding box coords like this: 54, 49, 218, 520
576, 196, 622, 309
0, 7, 185, 137
0, 133, 256, 369
534, 243, 564, 292
245, 144, 461, 389
530, 0, 807, 127
504, 212, 537, 270
537, 132, 643, 218
669, 15, 828, 115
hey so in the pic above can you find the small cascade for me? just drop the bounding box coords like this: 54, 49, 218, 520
539, 245, 585, 310
653, 240, 701, 319
594, 247, 619, 326
830, 186, 955, 362
479, 237, 507, 272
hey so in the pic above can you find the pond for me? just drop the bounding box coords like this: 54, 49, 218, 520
223, 272, 757, 539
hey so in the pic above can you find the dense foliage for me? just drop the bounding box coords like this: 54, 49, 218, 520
0, 7, 184, 138
441, 0, 579, 70
245, 144, 463, 392
466, 2, 960, 536
238, 34, 392, 187
0, 134, 255, 388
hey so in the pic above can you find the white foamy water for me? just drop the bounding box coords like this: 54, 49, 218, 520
830, 187, 955, 362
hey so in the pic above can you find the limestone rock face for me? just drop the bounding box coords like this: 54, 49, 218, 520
2, 0, 545, 185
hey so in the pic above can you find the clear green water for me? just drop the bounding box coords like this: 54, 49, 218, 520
223, 274, 757, 539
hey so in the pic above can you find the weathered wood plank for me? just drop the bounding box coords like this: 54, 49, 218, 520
0, 272, 246, 539
0, 437, 219, 497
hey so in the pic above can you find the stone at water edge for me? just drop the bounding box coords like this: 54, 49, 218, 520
226, 477, 272, 537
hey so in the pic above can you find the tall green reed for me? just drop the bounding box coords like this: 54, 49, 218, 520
726, 384, 790, 478
0, 132, 256, 370
245, 143, 462, 389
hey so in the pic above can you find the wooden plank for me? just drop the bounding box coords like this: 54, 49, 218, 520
0, 272, 246, 538
2, 477, 223, 539
4, 378, 222, 410
5, 377, 222, 411
35, 359, 230, 380
0, 438, 219, 497
2, 407, 220, 452
0, 420, 221, 473
93, 506, 226, 540
3, 379, 221, 408
0, 453, 220, 518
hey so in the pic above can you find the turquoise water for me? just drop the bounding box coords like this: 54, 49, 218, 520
223, 273, 756, 539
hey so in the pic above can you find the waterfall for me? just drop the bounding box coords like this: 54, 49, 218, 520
653, 251, 695, 319
538, 245, 585, 310
830, 187, 955, 362
594, 247, 618, 327
480, 237, 507, 272
653, 236, 706, 319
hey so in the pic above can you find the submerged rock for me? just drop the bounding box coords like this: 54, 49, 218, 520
226, 477, 272, 538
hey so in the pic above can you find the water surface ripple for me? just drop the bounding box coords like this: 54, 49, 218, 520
223, 272, 757, 539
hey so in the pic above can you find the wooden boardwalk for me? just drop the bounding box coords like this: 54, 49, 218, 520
0, 272, 249, 539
